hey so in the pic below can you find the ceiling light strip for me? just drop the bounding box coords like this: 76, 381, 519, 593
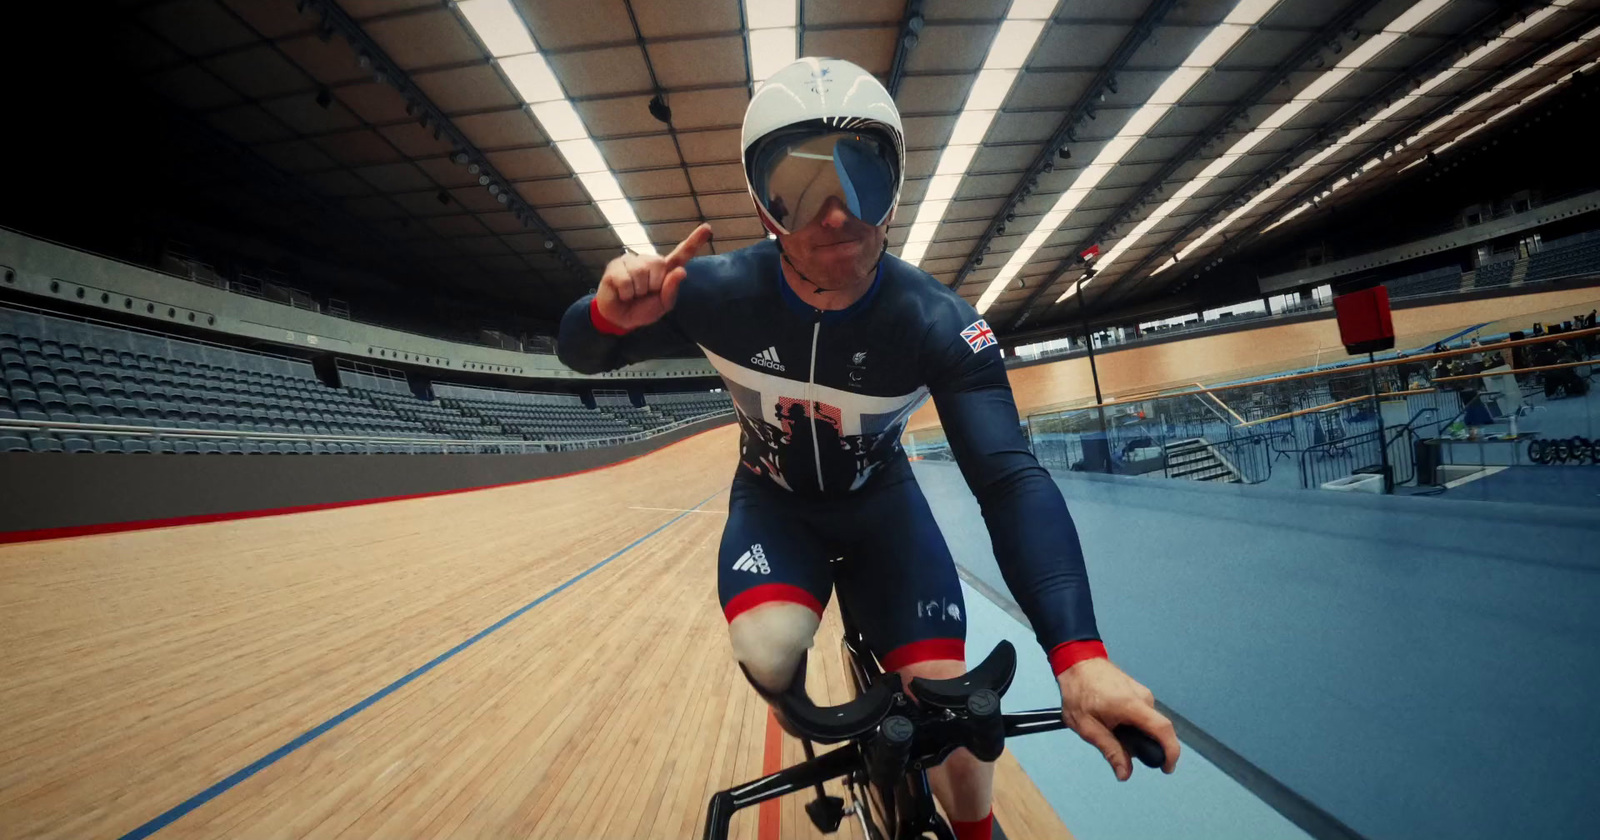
973, 0, 1286, 314
899, 0, 1060, 268
1052, 0, 1454, 300
1418, 54, 1600, 165
1264, 20, 1600, 226
456, 0, 656, 254
1158, 0, 1579, 272
743, 0, 798, 88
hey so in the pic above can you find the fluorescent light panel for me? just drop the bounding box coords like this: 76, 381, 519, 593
744, 0, 797, 86
1169, 0, 1579, 264
899, 3, 1057, 267
1435, 54, 1600, 155
975, 0, 1285, 313
457, 0, 655, 254
1053, 0, 1452, 300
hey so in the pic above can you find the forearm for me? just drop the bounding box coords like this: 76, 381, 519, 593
975, 466, 1106, 674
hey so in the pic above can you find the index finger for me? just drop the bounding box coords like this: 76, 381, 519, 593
665, 222, 713, 268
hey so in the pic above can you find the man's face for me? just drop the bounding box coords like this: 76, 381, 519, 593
777, 195, 888, 287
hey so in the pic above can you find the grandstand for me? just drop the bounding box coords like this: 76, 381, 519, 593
646, 391, 737, 423
0, 307, 731, 453
1473, 257, 1517, 288
1527, 234, 1600, 282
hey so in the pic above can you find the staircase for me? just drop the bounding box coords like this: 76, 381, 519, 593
1164, 438, 1244, 483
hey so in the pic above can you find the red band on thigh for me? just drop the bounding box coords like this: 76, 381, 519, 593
881, 638, 965, 673
723, 583, 824, 623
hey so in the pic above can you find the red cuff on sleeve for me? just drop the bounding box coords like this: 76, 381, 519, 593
1048, 640, 1108, 676
589, 298, 630, 336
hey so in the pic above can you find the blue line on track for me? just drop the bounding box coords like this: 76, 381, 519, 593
117, 490, 723, 840
1411, 322, 1489, 353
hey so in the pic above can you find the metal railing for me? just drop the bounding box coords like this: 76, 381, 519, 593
0, 409, 735, 455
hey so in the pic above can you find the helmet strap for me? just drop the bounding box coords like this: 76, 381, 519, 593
777, 240, 886, 297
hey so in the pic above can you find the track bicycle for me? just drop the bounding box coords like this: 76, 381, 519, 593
701, 597, 1165, 839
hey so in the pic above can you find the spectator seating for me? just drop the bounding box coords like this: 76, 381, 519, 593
0, 309, 731, 453
1473, 257, 1516, 288
436, 388, 642, 441
1526, 237, 1600, 282
645, 391, 735, 422
1385, 266, 1463, 299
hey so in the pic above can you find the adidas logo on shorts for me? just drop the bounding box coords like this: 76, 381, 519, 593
732, 543, 770, 575
750, 346, 786, 371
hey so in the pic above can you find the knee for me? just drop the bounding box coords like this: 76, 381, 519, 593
894, 657, 966, 682
728, 602, 820, 692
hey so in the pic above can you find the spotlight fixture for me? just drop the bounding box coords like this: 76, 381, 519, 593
544, 239, 556, 251
315, 87, 332, 109
976, 256, 985, 265
997, 223, 1007, 234
648, 93, 672, 124
1058, 147, 1071, 160
452, 151, 469, 165
479, 174, 491, 186
437, 190, 450, 205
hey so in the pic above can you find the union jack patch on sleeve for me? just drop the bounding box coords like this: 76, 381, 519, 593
960, 319, 996, 353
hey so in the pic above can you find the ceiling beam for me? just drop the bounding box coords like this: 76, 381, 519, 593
944, 0, 1181, 295
886, 0, 925, 97
298, 0, 590, 289
1005, 0, 1387, 332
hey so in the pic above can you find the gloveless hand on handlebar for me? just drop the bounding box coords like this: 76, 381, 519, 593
1057, 657, 1181, 780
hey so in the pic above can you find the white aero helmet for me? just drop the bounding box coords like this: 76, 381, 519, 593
741, 57, 905, 236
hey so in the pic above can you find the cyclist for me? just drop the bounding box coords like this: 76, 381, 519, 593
558, 57, 1179, 840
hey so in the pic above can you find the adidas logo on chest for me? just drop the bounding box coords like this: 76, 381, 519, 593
750, 346, 786, 371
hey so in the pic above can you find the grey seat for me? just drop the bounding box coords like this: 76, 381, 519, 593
29, 434, 64, 453
122, 439, 150, 454
92, 438, 121, 453
1, 435, 31, 452
62, 436, 92, 453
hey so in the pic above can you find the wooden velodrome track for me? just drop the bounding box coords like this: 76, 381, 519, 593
0, 425, 1071, 839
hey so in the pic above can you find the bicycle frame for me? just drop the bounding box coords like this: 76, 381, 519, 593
701, 598, 974, 840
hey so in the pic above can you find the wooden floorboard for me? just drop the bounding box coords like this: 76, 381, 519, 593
0, 427, 1072, 839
